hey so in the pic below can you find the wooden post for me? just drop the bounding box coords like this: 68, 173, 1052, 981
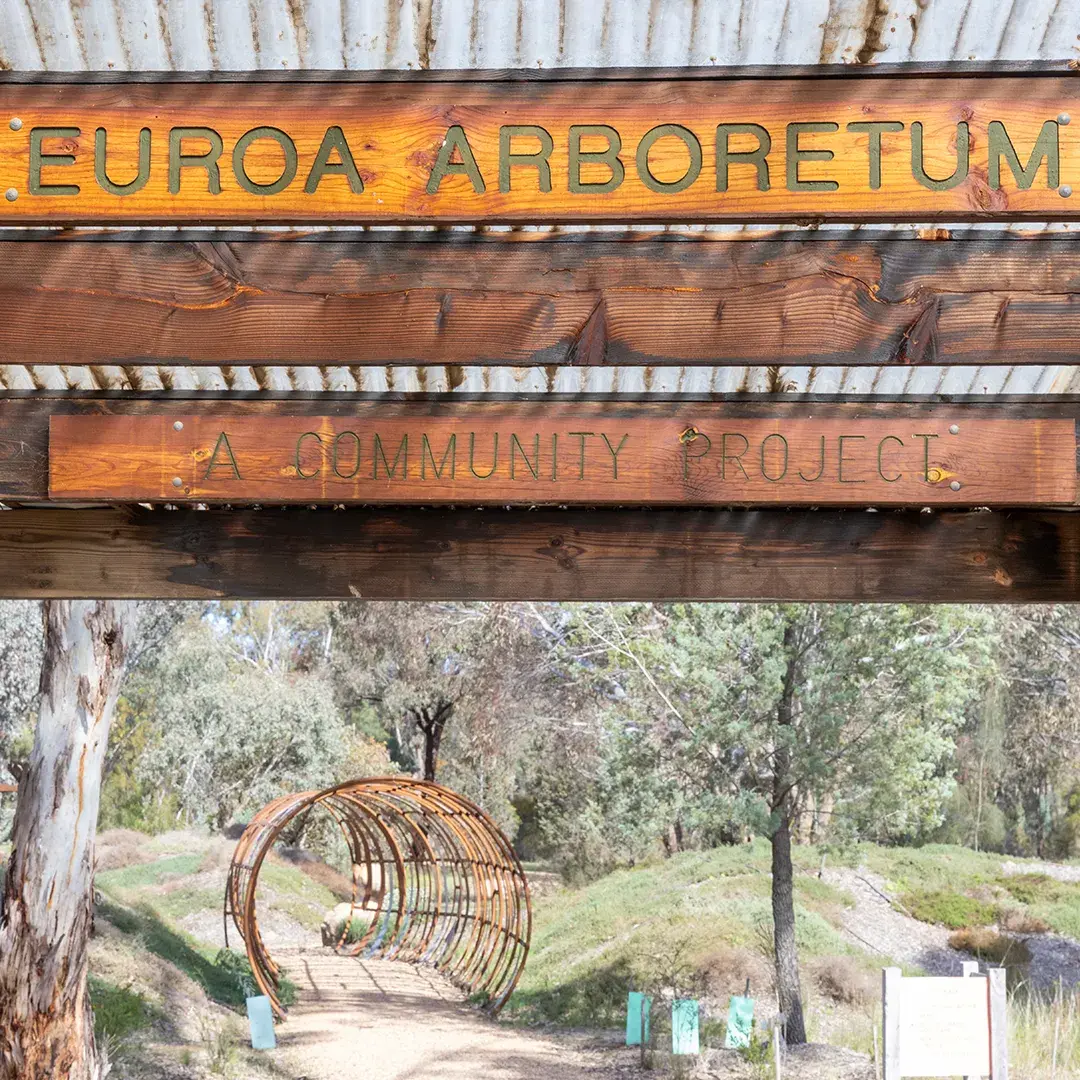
773, 1023, 782, 1080
962, 961, 979, 1080
882, 968, 901, 1080
0, 601, 134, 1080
988, 968, 1009, 1080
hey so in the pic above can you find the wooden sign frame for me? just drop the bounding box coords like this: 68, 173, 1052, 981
0, 64, 1076, 226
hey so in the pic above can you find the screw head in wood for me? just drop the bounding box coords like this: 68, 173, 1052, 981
949, 424, 959, 435
950, 480, 961, 491
8, 117, 21, 131
173, 420, 184, 431
1059, 112, 1071, 125
171, 476, 183, 488
1060, 185, 1073, 198
4, 188, 16, 202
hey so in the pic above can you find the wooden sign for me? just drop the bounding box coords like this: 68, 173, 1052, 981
48, 411, 1076, 507
883, 967, 1007, 1080
0, 69, 1077, 224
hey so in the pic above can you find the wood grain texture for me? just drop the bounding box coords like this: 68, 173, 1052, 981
7, 231, 1080, 367
0, 74, 1075, 224
46, 409, 1078, 507
0, 506, 1076, 601
4, 397, 1079, 503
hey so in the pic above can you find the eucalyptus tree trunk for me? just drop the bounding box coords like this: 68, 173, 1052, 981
771, 620, 808, 1045
0, 601, 133, 1080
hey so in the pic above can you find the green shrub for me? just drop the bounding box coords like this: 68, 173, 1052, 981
899, 889, 996, 929
997, 873, 1063, 905
213, 948, 296, 1008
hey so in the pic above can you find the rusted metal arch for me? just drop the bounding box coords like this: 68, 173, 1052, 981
224, 777, 531, 1019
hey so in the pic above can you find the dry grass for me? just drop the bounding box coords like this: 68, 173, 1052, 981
947, 928, 1032, 967
810, 956, 876, 1007
697, 946, 774, 999
271, 848, 354, 902
1010, 988, 1080, 1079
97, 829, 156, 873
999, 908, 1052, 935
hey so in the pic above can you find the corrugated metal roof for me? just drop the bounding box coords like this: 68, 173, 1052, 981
0, 0, 1077, 396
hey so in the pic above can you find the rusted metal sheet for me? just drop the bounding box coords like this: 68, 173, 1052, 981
46, 408, 1079, 507
225, 777, 531, 1019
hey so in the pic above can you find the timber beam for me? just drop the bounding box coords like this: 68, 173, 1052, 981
0, 506, 1074, 602
0, 232, 1079, 368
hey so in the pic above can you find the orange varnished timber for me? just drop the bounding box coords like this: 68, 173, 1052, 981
47, 408, 1077, 507
0, 72, 1077, 224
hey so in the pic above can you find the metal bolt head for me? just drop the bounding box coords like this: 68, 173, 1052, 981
949, 424, 960, 435
173, 420, 184, 431
950, 480, 962, 491
171, 476, 183, 488
8, 117, 21, 131
1059, 112, 1072, 125
1060, 185, 1073, 198
4, 188, 16, 202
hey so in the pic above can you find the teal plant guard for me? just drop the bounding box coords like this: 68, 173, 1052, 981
724, 995, 754, 1049
246, 995, 277, 1050
672, 998, 700, 1055
625, 991, 651, 1046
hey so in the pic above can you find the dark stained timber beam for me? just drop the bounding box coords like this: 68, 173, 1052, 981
0, 506, 1075, 602
2, 231, 1080, 367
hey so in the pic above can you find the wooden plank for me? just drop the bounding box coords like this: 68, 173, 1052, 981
6, 231, 1080, 367
4, 397, 1080, 503
0, 506, 1077, 601
988, 968, 1009, 1080
46, 409, 1078, 507
882, 968, 902, 1080
0, 72, 1075, 225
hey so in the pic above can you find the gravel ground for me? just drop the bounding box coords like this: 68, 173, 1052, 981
822, 867, 968, 974
268, 949, 618, 1080
1001, 860, 1080, 884
824, 863, 1080, 991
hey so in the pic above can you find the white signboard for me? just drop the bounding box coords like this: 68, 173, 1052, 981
883, 966, 1008, 1080
897, 977, 990, 1077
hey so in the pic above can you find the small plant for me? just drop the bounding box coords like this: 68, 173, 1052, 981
213, 947, 297, 1007
89, 975, 153, 1042
200, 1015, 241, 1079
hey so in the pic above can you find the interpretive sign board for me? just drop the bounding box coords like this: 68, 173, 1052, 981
0, 70, 1076, 224
882, 967, 1008, 1079
48, 412, 1076, 507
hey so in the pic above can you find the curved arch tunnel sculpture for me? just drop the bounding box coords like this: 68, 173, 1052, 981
225, 778, 531, 1018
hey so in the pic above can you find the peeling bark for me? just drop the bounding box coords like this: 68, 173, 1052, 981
0, 601, 134, 1080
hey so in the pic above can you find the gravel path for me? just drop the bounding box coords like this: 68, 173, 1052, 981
1001, 860, 1080, 884
822, 867, 967, 975
267, 948, 620, 1080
